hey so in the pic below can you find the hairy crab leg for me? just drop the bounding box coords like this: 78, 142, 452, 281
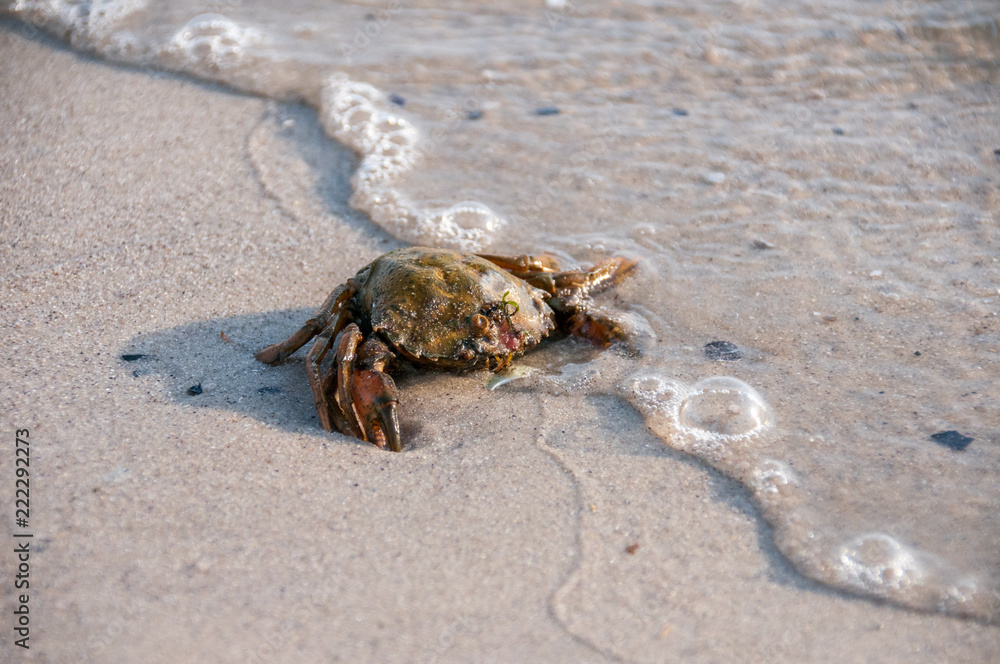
307, 308, 358, 435
255, 283, 354, 365
306, 324, 339, 432
333, 324, 367, 441
476, 253, 561, 277
530, 256, 638, 300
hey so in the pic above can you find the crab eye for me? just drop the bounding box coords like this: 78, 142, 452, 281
470, 313, 490, 336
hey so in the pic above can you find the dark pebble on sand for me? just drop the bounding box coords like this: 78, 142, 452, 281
704, 340, 742, 361
832, 127, 845, 135
121, 353, 147, 362
930, 430, 974, 451
467, 109, 483, 120
187, 383, 203, 396
258, 386, 282, 395
389, 93, 406, 106
671, 108, 689, 116
994, 149, 1000, 160
535, 106, 560, 116
914, 351, 921, 356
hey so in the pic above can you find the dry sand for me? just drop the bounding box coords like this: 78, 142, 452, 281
2, 23, 998, 663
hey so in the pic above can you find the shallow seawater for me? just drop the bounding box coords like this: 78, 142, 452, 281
7, 0, 998, 629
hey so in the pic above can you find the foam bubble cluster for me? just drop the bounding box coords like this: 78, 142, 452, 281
830, 533, 999, 618
837, 533, 924, 593
627, 373, 772, 465
321, 74, 504, 251
751, 459, 798, 498
165, 14, 268, 70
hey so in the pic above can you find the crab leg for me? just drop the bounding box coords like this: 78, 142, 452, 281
333, 324, 367, 441
531, 256, 637, 300
479, 253, 636, 299
477, 253, 561, 276
305, 323, 339, 432
255, 283, 354, 365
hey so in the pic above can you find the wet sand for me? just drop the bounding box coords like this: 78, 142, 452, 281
2, 24, 998, 663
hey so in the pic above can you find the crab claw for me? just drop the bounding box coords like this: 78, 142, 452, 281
567, 309, 627, 346
352, 368, 402, 452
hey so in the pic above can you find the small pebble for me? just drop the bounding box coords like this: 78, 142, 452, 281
704, 340, 742, 361
993, 148, 1000, 159
930, 430, 974, 451
258, 386, 282, 395
535, 106, 560, 116
869, 269, 883, 277
187, 383, 203, 396
388, 93, 406, 106
625, 543, 640, 555
121, 353, 147, 362
220, 331, 231, 343
671, 108, 689, 116
914, 351, 921, 356
705, 171, 726, 184
467, 109, 483, 120
752, 239, 776, 250
832, 127, 845, 135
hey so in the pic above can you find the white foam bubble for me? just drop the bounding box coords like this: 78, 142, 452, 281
627, 372, 772, 464
752, 459, 798, 497
678, 376, 772, 440
836, 533, 924, 594
321, 74, 504, 251
165, 14, 268, 70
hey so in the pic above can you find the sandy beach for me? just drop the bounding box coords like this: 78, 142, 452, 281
2, 18, 999, 664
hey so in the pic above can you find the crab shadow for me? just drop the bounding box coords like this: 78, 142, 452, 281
122, 309, 430, 446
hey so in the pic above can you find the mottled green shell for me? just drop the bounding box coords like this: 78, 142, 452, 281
351, 247, 555, 369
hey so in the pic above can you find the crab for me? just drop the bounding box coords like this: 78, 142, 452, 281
255, 247, 636, 451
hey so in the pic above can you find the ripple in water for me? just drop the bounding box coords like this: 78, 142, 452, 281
625, 370, 999, 624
